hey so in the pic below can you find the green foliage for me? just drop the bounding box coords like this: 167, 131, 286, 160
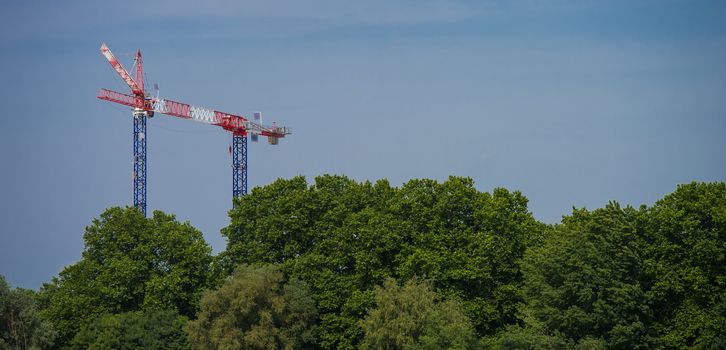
359, 278, 478, 350
219, 175, 541, 348
67, 309, 189, 350
503, 182, 726, 349
186, 264, 317, 350
39, 207, 213, 347
394, 178, 543, 335
642, 182, 726, 348
488, 326, 567, 349
23, 176, 724, 349
0, 275, 56, 349
513, 203, 652, 348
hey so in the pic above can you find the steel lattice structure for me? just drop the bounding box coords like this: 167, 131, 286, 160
232, 135, 248, 199
132, 110, 148, 214
97, 43, 290, 214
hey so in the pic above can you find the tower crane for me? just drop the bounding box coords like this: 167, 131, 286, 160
97, 43, 290, 216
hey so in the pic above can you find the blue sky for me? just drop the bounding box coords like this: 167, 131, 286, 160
1, 0, 724, 289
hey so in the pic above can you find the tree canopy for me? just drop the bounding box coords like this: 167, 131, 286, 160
495, 182, 726, 349
1, 275, 55, 350
515, 203, 651, 348
38, 207, 214, 346
10, 177, 723, 349
219, 175, 542, 348
359, 278, 478, 350
642, 182, 726, 348
186, 264, 317, 350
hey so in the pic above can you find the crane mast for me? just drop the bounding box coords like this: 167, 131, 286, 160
97, 43, 290, 215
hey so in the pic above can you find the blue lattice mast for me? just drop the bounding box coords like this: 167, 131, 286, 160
132, 110, 148, 215
232, 134, 248, 202
97, 43, 290, 215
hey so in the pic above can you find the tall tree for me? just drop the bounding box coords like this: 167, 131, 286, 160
220, 175, 541, 348
0, 275, 55, 350
504, 182, 726, 349
359, 278, 478, 350
39, 207, 213, 347
186, 264, 317, 350
394, 178, 543, 335
642, 182, 726, 348
514, 203, 652, 348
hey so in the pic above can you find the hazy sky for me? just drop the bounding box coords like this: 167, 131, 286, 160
1, 0, 724, 289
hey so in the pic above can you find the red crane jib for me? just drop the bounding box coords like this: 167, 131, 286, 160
97, 89, 146, 109
98, 89, 286, 137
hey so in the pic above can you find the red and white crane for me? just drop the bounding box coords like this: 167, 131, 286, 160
97, 43, 291, 215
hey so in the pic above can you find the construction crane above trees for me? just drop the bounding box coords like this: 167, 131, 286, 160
97, 43, 291, 216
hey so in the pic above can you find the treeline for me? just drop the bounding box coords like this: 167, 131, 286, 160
1, 176, 724, 349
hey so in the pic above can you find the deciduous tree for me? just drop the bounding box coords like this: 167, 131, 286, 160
220, 175, 541, 348
39, 207, 213, 347
0, 275, 55, 349
642, 182, 726, 348
186, 264, 317, 350
359, 278, 478, 350
514, 203, 652, 348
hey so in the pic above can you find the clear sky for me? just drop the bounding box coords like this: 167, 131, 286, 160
1, 0, 724, 289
